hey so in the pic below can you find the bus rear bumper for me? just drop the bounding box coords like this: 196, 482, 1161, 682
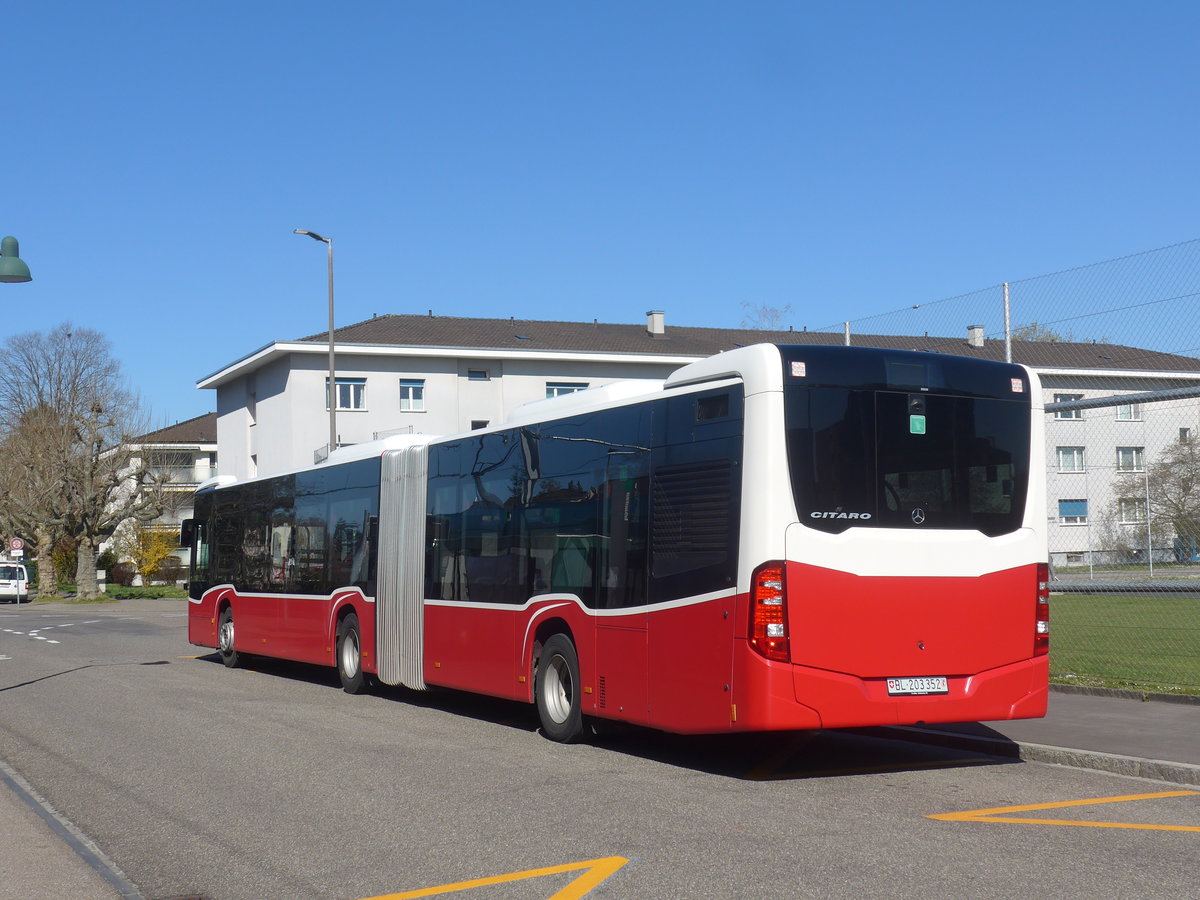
789, 655, 1049, 729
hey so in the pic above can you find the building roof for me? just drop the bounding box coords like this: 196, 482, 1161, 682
294, 312, 1200, 374
198, 312, 1200, 391
137, 412, 218, 445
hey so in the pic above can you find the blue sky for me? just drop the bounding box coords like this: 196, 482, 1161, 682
7, 2, 1200, 425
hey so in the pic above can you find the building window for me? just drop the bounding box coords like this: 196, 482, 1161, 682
400, 379, 426, 412
470, 420, 489, 430
467, 369, 490, 381
1119, 498, 1146, 524
546, 382, 588, 399
1058, 499, 1088, 525
1182, 427, 1193, 442
1115, 403, 1142, 421
1116, 446, 1145, 472
1057, 446, 1085, 473
1053, 393, 1083, 419
326, 377, 366, 411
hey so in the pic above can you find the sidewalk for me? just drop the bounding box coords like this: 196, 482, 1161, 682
0, 762, 138, 900
886, 686, 1200, 787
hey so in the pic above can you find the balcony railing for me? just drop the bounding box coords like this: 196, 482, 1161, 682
146, 465, 217, 485
373, 425, 415, 440
313, 442, 352, 464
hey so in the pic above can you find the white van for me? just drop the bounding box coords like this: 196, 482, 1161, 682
0, 563, 29, 602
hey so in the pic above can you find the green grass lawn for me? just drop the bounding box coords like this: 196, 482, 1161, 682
1050, 592, 1200, 695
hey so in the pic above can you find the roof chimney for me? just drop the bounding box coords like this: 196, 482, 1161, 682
967, 324, 985, 348
646, 309, 665, 338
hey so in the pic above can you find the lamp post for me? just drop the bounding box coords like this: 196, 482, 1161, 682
1, 238, 31, 598
0, 236, 33, 283
293, 229, 336, 454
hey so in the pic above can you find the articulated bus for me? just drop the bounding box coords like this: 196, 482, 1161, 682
185, 344, 1048, 742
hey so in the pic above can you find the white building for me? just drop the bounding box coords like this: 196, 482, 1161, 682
1043, 382, 1200, 567
199, 312, 1200, 565
198, 311, 710, 478
126, 413, 218, 565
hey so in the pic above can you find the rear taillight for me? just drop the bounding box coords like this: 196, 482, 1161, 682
1034, 562, 1050, 657
749, 562, 789, 663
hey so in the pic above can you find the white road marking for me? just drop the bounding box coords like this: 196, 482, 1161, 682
3, 621, 76, 647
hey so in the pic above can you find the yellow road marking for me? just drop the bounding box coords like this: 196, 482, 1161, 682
361, 856, 629, 900
929, 790, 1200, 832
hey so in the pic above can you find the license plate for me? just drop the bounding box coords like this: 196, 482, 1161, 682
887, 676, 949, 696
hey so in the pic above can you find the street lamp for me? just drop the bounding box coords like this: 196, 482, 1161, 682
0, 236, 32, 283
293, 228, 336, 454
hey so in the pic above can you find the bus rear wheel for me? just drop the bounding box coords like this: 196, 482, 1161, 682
535, 634, 584, 743
218, 607, 241, 668
337, 613, 366, 694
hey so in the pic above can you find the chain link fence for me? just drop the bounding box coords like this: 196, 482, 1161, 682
808, 239, 1200, 695
1045, 391, 1200, 695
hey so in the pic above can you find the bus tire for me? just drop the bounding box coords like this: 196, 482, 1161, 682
218, 606, 241, 668
535, 634, 584, 743
337, 612, 366, 695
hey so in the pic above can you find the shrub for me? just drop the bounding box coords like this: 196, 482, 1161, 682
111, 562, 137, 587
105, 585, 187, 599
156, 557, 184, 583
52, 536, 78, 587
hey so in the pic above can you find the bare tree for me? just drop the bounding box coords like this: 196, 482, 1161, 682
740, 301, 792, 331
0, 323, 167, 598
0, 406, 74, 596
1092, 498, 1169, 565
1011, 321, 1070, 342
1115, 434, 1200, 556
1012, 321, 1110, 343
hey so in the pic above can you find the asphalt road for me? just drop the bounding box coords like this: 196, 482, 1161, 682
1, 599, 1197, 900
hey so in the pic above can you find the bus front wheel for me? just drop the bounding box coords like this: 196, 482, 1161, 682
535, 634, 584, 743
218, 607, 241, 668
337, 613, 366, 694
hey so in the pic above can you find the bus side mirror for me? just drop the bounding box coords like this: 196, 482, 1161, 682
180, 519, 195, 547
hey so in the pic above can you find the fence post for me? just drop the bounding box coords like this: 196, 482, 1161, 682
1145, 466, 1154, 578
1003, 282, 1012, 362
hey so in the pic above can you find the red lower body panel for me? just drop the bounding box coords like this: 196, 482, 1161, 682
187, 587, 376, 673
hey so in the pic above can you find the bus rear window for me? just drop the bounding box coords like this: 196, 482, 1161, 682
786, 386, 1030, 536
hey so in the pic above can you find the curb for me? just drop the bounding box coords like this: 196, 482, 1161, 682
876, 725, 1200, 789
0, 759, 144, 899
1049, 682, 1200, 706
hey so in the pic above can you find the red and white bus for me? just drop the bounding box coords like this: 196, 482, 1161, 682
186, 343, 1048, 741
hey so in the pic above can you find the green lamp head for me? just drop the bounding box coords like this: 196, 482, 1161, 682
0, 236, 32, 283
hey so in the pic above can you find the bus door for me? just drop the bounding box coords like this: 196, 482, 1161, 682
591, 448, 649, 725
646, 389, 742, 732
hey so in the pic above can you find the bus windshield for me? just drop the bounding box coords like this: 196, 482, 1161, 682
782, 350, 1031, 536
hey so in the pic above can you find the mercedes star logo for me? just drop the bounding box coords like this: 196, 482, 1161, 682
911, 508, 926, 524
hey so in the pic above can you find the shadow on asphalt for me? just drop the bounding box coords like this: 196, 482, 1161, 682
196, 651, 1019, 781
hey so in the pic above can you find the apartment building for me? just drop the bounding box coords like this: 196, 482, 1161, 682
198, 312, 1200, 565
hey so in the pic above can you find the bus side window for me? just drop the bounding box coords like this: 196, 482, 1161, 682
426, 441, 469, 602
463, 430, 528, 605
597, 449, 650, 609
649, 388, 744, 604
